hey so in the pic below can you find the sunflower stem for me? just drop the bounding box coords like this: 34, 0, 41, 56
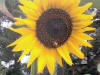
30, 60, 37, 75
53, 63, 57, 75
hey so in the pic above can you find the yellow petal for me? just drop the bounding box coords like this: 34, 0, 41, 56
46, 55, 56, 75
27, 49, 42, 68
73, 27, 96, 32
62, 0, 75, 11
12, 44, 23, 52
42, 0, 49, 11
19, 5, 40, 20
67, 38, 85, 58
51, 0, 62, 8
72, 14, 95, 22
35, 0, 49, 11
68, 0, 81, 11
70, 2, 93, 17
49, 50, 63, 67
34, 0, 46, 12
57, 46, 73, 66
19, 0, 39, 11
74, 0, 81, 7
18, 50, 30, 62
14, 18, 36, 29
48, 0, 56, 8
82, 27, 96, 32
73, 21, 93, 28
39, 49, 57, 75
8, 27, 34, 35
9, 36, 29, 52
55, 52, 63, 67
37, 55, 46, 73
20, 1, 42, 19
72, 34, 93, 47
7, 36, 23, 47
73, 32, 94, 40
12, 34, 36, 52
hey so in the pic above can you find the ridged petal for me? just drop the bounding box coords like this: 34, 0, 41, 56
72, 34, 93, 47
37, 55, 46, 73
73, 21, 93, 28
70, 2, 93, 17
57, 46, 73, 66
14, 18, 36, 29
27, 48, 42, 68
73, 32, 94, 40
19, 5, 40, 20
46, 55, 56, 75
8, 27, 34, 35
61, 0, 75, 11
68, 0, 81, 11
73, 27, 96, 32
19, 0, 39, 11
18, 50, 30, 62
67, 38, 84, 58
7, 36, 23, 47
72, 14, 95, 22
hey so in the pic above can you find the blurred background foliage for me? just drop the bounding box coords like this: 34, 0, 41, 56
80, 0, 100, 9
0, 0, 100, 75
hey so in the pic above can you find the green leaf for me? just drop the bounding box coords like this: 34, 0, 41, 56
80, 0, 100, 9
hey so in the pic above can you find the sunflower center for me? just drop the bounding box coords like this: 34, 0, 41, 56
36, 9, 72, 48
46, 18, 67, 39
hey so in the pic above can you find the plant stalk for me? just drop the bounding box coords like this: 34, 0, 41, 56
53, 63, 57, 75
30, 60, 37, 75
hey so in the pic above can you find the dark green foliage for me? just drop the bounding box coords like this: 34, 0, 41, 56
5, 0, 25, 18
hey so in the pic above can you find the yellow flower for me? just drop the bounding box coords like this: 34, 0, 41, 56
8, 0, 95, 75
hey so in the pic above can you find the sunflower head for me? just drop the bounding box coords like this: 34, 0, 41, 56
8, 0, 96, 75
36, 8, 72, 48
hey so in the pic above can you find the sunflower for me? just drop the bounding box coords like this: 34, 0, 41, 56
8, 0, 95, 75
